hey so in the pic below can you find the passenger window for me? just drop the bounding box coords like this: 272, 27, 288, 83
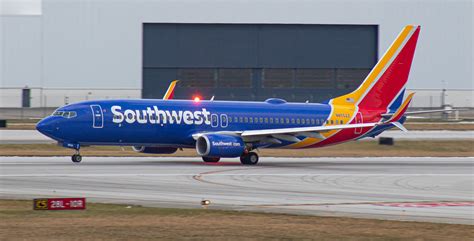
244, 117, 248, 123
239, 117, 243, 123
270, 118, 274, 124
228, 117, 232, 123
234, 117, 238, 123
259, 117, 263, 123
296, 119, 301, 124
254, 117, 258, 123
291, 118, 295, 124
211, 114, 219, 127
264, 117, 268, 123
221, 114, 228, 127
275, 118, 279, 124
301, 119, 305, 124
311, 119, 315, 125
249, 117, 253, 123
285, 118, 290, 124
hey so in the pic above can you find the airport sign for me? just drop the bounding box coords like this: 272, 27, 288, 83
33, 198, 86, 210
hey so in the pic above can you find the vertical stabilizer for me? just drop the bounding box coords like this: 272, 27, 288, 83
332, 25, 420, 111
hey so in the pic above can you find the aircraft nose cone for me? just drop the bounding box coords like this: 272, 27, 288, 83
36, 117, 55, 136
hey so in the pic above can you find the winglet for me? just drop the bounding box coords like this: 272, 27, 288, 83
163, 80, 179, 100
387, 92, 415, 122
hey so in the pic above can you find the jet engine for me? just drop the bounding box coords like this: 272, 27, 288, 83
196, 134, 245, 158
132, 146, 177, 154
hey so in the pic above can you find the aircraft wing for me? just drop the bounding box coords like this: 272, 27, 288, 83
193, 122, 380, 143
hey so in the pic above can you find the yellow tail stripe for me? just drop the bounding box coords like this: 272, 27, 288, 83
333, 25, 414, 106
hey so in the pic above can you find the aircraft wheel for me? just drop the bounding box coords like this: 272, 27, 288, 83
240, 152, 259, 165
202, 156, 220, 163
71, 154, 82, 163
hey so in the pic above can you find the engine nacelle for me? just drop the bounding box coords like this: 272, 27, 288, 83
132, 146, 177, 154
196, 134, 245, 158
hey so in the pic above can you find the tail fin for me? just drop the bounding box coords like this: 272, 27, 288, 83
163, 80, 179, 100
332, 25, 420, 111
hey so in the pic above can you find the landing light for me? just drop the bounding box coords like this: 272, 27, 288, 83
193, 96, 201, 102
201, 199, 211, 208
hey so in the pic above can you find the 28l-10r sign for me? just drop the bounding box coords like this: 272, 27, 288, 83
33, 198, 86, 210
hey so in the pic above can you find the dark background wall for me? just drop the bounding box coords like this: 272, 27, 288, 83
143, 23, 378, 102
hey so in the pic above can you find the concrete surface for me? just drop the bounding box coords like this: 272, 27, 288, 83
1, 156, 472, 224
0, 129, 473, 144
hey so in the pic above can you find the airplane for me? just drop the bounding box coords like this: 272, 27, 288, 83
37, 25, 424, 165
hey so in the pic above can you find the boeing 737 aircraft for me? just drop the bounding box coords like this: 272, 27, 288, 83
37, 25, 423, 165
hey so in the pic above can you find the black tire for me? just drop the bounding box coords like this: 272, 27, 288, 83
71, 154, 82, 163
240, 152, 259, 165
202, 156, 220, 163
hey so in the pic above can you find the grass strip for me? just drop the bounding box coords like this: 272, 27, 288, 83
1, 200, 472, 241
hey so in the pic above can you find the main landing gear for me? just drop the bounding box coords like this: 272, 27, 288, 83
240, 152, 259, 165
201, 151, 259, 165
71, 149, 82, 163
202, 156, 220, 163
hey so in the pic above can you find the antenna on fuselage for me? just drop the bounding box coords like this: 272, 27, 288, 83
210, 96, 215, 101
305, 100, 309, 103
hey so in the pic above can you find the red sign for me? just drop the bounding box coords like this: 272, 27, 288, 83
34, 198, 86, 210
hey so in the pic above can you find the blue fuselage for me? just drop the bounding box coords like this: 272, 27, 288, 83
37, 99, 333, 148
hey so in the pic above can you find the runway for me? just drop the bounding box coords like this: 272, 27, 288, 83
1, 156, 473, 224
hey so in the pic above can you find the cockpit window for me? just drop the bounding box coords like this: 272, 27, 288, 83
52, 111, 77, 118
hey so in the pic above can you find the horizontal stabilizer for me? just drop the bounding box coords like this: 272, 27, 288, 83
392, 122, 408, 132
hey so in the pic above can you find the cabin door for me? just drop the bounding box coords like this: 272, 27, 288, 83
354, 112, 363, 134
90, 105, 104, 128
